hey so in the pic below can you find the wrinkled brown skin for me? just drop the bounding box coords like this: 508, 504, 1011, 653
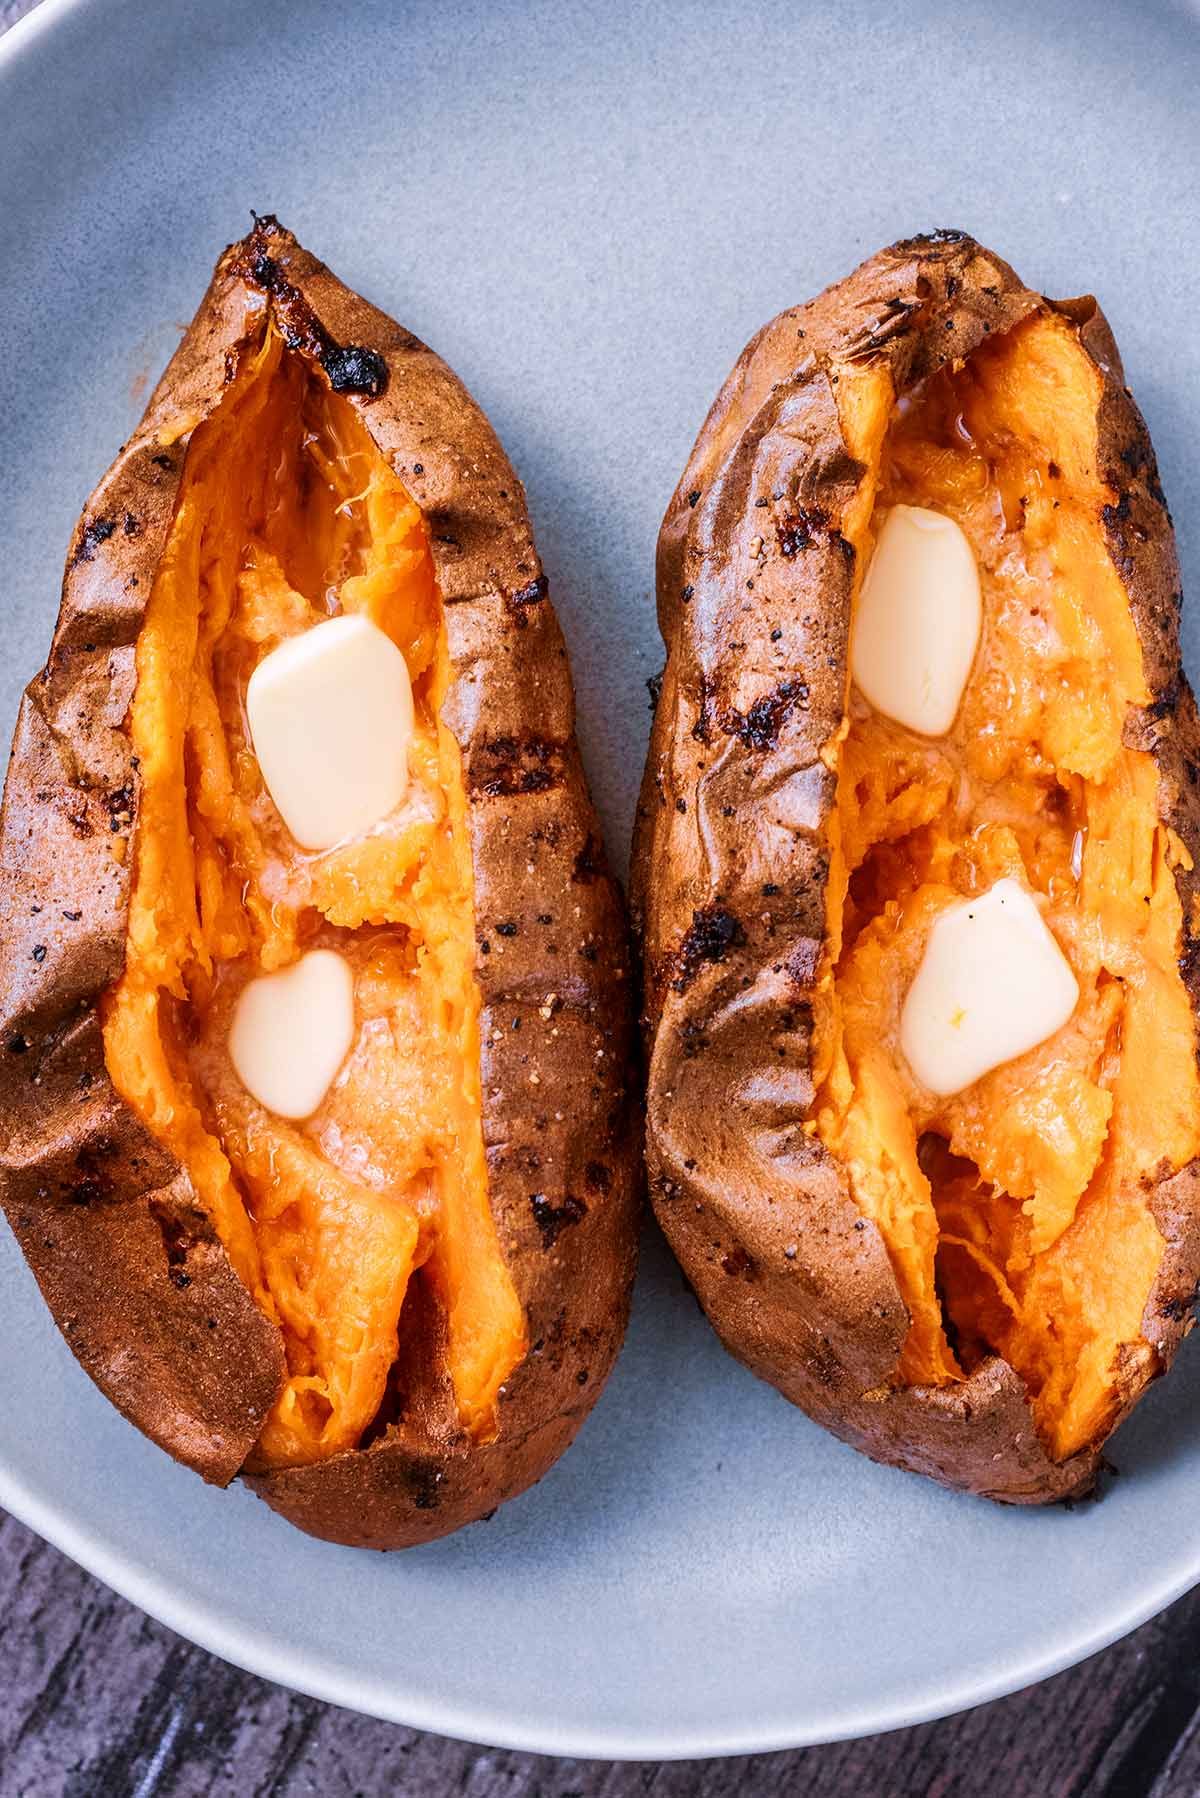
0, 218, 639, 1548
631, 230, 1200, 1504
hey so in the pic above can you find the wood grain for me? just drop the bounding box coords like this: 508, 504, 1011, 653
4, 1, 1200, 1793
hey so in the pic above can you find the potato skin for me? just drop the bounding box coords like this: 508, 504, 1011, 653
0, 219, 639, 1547
631, 231, 1200, 1503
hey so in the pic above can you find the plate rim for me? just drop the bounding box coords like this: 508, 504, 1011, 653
3, 0, 1200, 1761
4, 1421, 1200, 1759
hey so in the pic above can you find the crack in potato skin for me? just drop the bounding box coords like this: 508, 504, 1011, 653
103, 325, 528, 1469
815, 314, 1200, 1459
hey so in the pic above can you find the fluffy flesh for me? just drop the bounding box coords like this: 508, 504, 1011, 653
815, 311, 1200, 1460
102, 325, 525, 1467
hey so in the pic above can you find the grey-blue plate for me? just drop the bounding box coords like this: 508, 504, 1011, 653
2, 0, 1200, 1760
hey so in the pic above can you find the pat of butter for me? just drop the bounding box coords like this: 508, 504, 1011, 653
899, 879, 1079, 1097
246, 614, 414, 851
851, 505, 982, 737
229, 949, 355, 1119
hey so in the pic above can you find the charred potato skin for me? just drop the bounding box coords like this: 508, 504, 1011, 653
631, 231, 1200, 1503
0, 219, 639, 1547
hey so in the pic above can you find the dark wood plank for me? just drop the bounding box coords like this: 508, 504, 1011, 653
4, 1, 1200, 1793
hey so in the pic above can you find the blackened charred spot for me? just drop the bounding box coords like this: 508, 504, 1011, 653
647, 671, 663, 713
672, 904, 745, 992
151, 453, 176, 473
152, 1205, 192, 1269
848, 296, 921, 357
901, 228, 969, 249
687, 489, 701, 507
322, 344, 388, 397
1118, 437, 1168, 509
6, 1034, 30, 1055
106, 782, 135, 833
123, 512, 140, 536
235, 217, 390, 399
495, 920, 519, 938
67, 1180, 102, 1208
1101, 488, 1146, 578
1179, 935, 1200, 996
409, 1467, 445, 1510
722, 1244, 757, 1280
1145, 672, 1183, 722
572, 832, 605, 884
585, 1161, 612, 1194
1102, 491, 1132, 532
74, 518, 117, 564
505, 575, 548, 628
31, 945, 47, 964
508, 575, 548, 611
1160, 1283, 1200, 1324
470, 734, 567, 798
530, 1192, 587, 1248
722, 680, 809, 750
776, 506, 830, 558
692, 674, 715, 745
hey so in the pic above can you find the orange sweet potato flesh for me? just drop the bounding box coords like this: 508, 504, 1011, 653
101, 324, 525, 1469
815, 312, 1200, 1460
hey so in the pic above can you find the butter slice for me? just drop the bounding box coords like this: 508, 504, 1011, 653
229, 949, 355, 1120
851, 505, 982, 737
899, 879, 1079, 1097
247, 614, 414, 850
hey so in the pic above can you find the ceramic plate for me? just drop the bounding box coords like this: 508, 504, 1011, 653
2, 0, 1200, 1760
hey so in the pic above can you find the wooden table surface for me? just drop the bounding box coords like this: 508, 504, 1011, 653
4, 1, 1200, 1793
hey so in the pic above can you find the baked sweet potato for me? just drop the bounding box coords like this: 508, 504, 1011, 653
0, 217, 639, 1548
632, 230, 1200, 1503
